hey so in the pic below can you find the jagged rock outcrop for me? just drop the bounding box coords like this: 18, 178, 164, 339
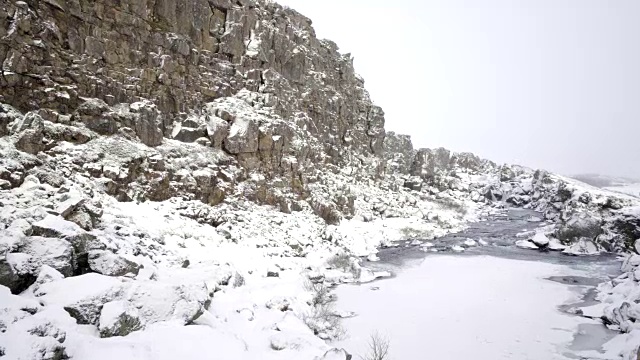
383, 132, 640, 252
0, 0, 384, 167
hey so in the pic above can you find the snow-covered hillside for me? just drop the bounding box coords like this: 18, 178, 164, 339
571, 174, 640, 199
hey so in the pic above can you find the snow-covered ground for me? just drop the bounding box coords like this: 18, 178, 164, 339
605, 183, 640, 199
333, 255, 609, 360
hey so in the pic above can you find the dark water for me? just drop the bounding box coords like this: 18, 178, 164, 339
375, 208, 620, 278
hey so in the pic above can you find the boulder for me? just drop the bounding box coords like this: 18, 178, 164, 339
35, 273, 125, 324
1, 254, 34, 294
621, 255, 640, 273
31, 215, 101, 257
171, 122, 206, 143
562, 239, 600, 256
74, 98, 117, 135
54, 195, 86, 219
0, 103, 22, 137
463, 239, 477, 247
130, 101, 163, 147
98, 300, 143, 337
266, 296, 291, 311
22, 237, 75, 278
0, 287, 67, 360
206, 115, 229, 148
224, 117, 259, 154
547, 238, 567, 251
87, 251, 141, 277
66, 208, 94, 231
97, 280, 210, 333
500, 166, 516, 182
515, 240, 539, 250
530, 233, 550, 247
11, 112, 45, 154
32, 265, 65, 296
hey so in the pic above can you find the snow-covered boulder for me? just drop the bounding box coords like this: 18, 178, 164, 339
0, 287, 69, 360
30, 215, 102, 263
515, 240, 539, 250
266, 296, 291, 312
37, 273, 125, 325
32, 266, 65, 296
530, 233, 550, 247
0, 285, 41, 327
108, 280, 210, 332
547, 238, 567, 251
88, 250, 141, 277
98, 300, 143, 337
463, 239, 477, 247
622, 255, 640, 273
23, 237, 74, 277
366, 253, 380, 262
562, 239, 600, 256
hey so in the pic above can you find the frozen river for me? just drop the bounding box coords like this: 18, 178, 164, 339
333, 209, 620, 360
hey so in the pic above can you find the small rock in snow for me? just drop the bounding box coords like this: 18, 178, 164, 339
318, 348, 353, 360
333, 310, 357, 319
366, 253, 380, 262
238, 308, 255, 321
266, 297, 291, 311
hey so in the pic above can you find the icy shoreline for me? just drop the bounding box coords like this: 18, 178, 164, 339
333, 254, 611, 360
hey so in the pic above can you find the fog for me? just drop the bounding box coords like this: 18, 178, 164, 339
276, 0, 640, 179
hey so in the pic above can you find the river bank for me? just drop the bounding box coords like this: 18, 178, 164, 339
332, 209, 622, 359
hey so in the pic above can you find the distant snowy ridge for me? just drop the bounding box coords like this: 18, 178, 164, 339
571, 174, 640, 199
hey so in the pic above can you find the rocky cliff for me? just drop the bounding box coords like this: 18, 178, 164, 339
1, 0, 385, 208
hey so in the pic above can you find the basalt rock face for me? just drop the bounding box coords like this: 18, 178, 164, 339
0, 0, 384, 191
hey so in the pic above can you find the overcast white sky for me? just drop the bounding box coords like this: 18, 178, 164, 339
277, 0, 640, 179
